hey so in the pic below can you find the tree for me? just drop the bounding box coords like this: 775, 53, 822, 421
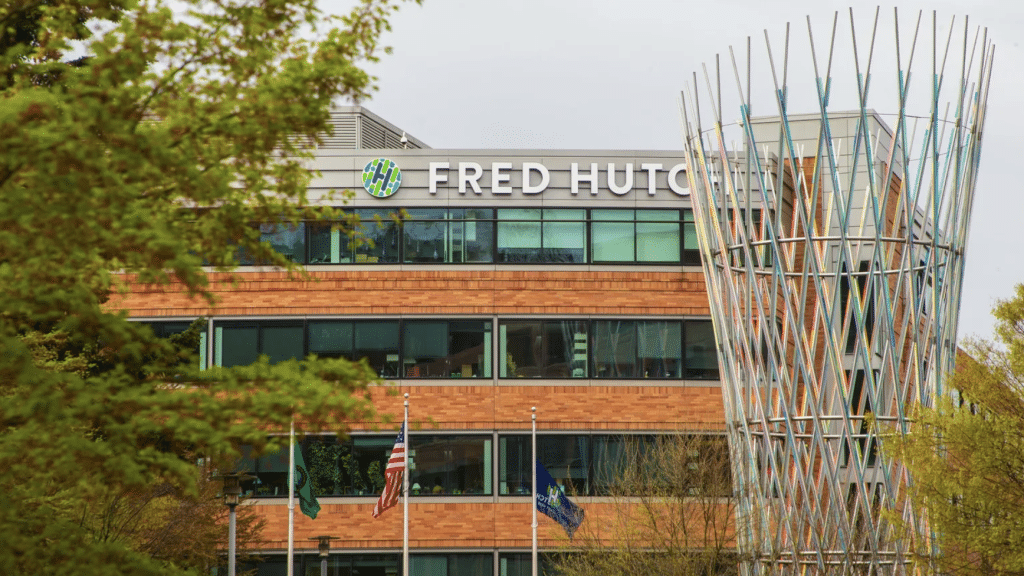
548, 434, 739, 576
0, 0, 415, 573
887, 284, 1024, 576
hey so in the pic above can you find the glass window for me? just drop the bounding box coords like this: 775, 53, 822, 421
592, 320, 637, 377
592, 435, 658, 495
499, 553, 561, 576
637, 210, 680, 262
354, 321, 400, 378
683, 209, 700, 266
638, 320, 682, 378
497, 209, 585, 263
684, 320, 719, 379
238, 443, 290, 497
240, 553, 399, 576
241, 436, 397, 498
303, 435, 393, 497
403, 208, 448, 263
354, 209, 400, 263
537, 434, 589, 495
500, 320, 588, 378
591, 209, 634, 262
497, 208, 542, 263
500, 434, 725, 497
450, 208, 494, 263
411, 554, 493, 576
307, 321, 353, 359
404, 320, 491, 378
259, 222, 306, 264
216, 324, 258, 367
499, 435, 590, 495
308, 219, 353, 264
592, 320, 682, 379
138, 319, 207, 369
214, 321, 304, 367
410, 435, 492, 496
261, 325, 304, 364
542, 209, 585, 263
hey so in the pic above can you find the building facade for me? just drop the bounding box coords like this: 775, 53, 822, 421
117, 107, 729, 576
114, 9, 997, 576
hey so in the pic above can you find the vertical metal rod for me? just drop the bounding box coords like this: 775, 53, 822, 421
228, 504, 237, 576
403, 393, 410, 576
287, 417, 295, 576
531, 406, 538, 576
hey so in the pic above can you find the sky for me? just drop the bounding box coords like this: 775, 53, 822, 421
324, 0, 1024, 340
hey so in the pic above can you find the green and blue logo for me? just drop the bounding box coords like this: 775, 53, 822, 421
362, 158, 402, 198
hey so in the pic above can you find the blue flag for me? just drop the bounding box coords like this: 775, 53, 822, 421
535, 460, 585, 539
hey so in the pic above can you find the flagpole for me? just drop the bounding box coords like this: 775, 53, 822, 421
531, 406, 538, 576
287, 417, 295, 576
403, 393, 410, 576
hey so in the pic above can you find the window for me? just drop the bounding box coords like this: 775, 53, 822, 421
500, 435, 590, 495
592, 209, 682, 263
840, 262, 876, 354
243, 206, 700, 267
410, 554, 492, 576
403, 320, 491, 378
214, 320, 304, 367
199, 318, 717, 380
500, 320, 588, 378
498, 553, 561, 576
410, 436, 492, 495
497, 209, 586, 263
243, 434, 493, 499
499, 434, 726, 497
240, 553, 398, 576
592, 320, 682, 378
137, 319, 208, 369
304, 435, 394, 496
684, 320, 719, 379
843, 369, 878, 467
237, 223, 308, 265
258, 223, 306, 264
308, 209, 401, 264
403, 208, 495, 263
682, 209, 699, 265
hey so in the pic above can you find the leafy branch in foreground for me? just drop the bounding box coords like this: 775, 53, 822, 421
886, 284, 1024, 576
0, 0, 418, 573
550, 434, 739, 576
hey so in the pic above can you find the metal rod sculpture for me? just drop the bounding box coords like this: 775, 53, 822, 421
679, 8, 994, 575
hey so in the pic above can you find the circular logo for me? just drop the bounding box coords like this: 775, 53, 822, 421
362, 158, 402, 198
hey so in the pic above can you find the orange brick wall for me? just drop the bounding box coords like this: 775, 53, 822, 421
113, 266, 726, 554
364, 385, 725, 432
111, 269, 711, 317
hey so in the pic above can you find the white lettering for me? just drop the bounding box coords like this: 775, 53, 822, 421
458, 162, 483, 195
428, 162, 449, 194
640, 163, 662, 196
522, 162, 549, 194
667, 163, 690, 196
607, 163, 633, 196
491, 162, 513, 194
571, 162, 599, 195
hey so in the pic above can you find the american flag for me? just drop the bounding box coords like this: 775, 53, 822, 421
372, 421, 406, 518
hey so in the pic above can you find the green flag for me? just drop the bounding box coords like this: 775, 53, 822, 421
294, 443, 320, 519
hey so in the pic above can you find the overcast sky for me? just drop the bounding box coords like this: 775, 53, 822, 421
324, 0, 1024, 340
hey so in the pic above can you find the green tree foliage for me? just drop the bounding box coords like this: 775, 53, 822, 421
0, 0, 415, 573
889, 284, 1024, 576
550, 435, 739, 576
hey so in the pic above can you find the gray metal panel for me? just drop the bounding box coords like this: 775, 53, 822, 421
309, 149, 693, 209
